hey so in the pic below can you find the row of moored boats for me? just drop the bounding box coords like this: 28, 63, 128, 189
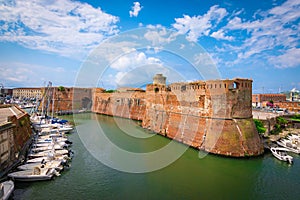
270, 133, 300, 164
1, 115, 74, 200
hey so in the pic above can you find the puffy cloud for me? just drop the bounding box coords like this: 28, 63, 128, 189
0, 0, 119, 58
210, 30, 233, 41
144, 25, 176, 46
172, 5, 228, 42
129, 2, 142, 17
172, 0, 300, 69
224, 0, 299, 67
110, 51, 162, 71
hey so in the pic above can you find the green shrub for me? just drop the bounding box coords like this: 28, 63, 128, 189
277, 116, 287, 125
253, 119, 266, 134
105, 90, 116, 93
58, 86, 65, 92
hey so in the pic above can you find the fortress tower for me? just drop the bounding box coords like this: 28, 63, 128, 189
142, 75, 264, 157
153, 74, 166, 85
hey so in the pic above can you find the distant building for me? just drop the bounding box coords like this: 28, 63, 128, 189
0, 88, 13, 98
252, 94, 286, 107
290, 88, 300, 101
13, 88, 42, 99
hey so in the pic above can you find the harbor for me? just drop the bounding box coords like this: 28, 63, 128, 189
8, 113, 300, 199
0, 0, 299, 199
1, 79, 300, 199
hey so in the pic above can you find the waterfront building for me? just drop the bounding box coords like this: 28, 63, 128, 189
273, 101, 300, 113
0, 105, 32, 177
0, 121, 14, 169
252, 93, 286, 107
13, 87, 42, 99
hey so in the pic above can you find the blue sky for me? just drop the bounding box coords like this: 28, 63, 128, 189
0, 0, 299, 93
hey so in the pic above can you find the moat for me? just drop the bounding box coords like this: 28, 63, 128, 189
12, 113, 300, 199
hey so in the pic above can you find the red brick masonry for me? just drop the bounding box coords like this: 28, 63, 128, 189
92, 78, 264, 157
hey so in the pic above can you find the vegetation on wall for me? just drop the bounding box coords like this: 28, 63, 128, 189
104, 90, 116, 93
270, 117, 288, 135
253, 119, 266, 134
58, 86, 65, 92
291, 114, 300, 122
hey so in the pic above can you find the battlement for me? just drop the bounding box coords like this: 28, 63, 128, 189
146, 78, 252, 93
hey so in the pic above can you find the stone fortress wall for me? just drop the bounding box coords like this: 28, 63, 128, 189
91, 74, 264, 157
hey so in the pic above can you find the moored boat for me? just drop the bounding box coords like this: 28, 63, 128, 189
0, 180, 14, 200
277, 139, 300, 154
27, 149, 69, 158
270, 147, 293, 164
26, 154, 71, 164
30, 143, 65, 153
18, 160, 64, 171
8, 167, 59, 182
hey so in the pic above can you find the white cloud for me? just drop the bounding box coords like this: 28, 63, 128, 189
0, 0, 119, 58
144, 25, 176, 46
110, 51, 162, 71
129, 2, 142, 17
225, 0, 299, 67
172, 5, 228, 42
210, 30, 233, 41
172, 0, 300, 69
0, 61, 77, 87
268, 48, 300, 68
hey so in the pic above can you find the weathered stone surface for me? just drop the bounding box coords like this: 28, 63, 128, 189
90, 78, 264, 157
40, 87, 93, 112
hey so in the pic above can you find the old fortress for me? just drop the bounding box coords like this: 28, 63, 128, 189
92, 74, 264, 157
2, 74, 266, 158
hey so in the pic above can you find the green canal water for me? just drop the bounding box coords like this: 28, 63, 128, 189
13, 113, 300, 199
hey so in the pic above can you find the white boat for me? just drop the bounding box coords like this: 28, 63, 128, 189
30, 144, 65, 153
38, 131, 66, 137
277, 139, 300, 154
38, 124, 73, 134
270, 147, 293, 164
0, 180, 14, 200
28, 149, 69, 158
287, 134, 300, 146
18, 160, 64, 171
287, 133, 300, 140
31, 141, 68, 148
35, 137, 68, 144
26, 154, 71, 164
8, 167, 59, 182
